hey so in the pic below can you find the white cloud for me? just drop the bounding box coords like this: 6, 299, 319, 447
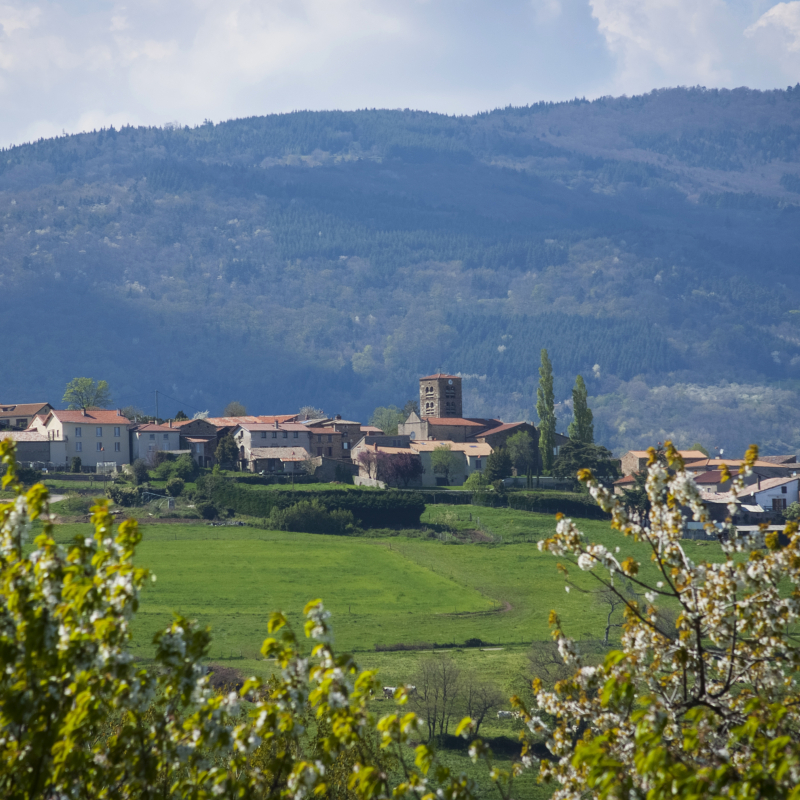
588, 0, 738, 93
746, 2, 800, 51
0, 0, 798, 148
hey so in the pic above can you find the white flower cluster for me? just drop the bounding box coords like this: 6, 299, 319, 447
529, 445, 800, 798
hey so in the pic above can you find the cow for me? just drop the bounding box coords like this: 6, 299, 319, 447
383, 687, 396, 699
497, 710, 514, 719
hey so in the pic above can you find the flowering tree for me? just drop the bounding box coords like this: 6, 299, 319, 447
0, 439, 497, 799
517, 443, 800, 799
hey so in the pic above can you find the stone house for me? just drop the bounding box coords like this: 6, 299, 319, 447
172, 418, 220, 467
0, 429, 65, 465
233, 422, 313, 470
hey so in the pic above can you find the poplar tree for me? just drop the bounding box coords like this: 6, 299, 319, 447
536, 348, 556, 473
567, 374, 594, 443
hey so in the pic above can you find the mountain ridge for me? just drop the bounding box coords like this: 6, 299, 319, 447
1, 85, 800, 455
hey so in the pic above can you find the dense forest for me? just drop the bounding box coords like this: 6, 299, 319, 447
1, 85, 800, 455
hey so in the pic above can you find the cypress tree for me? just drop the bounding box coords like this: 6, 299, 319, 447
536, 348, 556, 474
568, 374, 594, 443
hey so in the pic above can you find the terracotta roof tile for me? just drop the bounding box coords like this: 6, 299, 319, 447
50, 409, 131, 425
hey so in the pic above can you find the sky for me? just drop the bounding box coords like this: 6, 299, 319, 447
0, 0, 799, 147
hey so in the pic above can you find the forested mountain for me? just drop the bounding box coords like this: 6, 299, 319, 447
2, 85, 800, 456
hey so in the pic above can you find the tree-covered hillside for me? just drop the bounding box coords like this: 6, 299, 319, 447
2, 86, 800, 455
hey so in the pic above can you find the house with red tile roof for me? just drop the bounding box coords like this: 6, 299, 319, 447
0, 402, 52, 430
33, 408, 132, 469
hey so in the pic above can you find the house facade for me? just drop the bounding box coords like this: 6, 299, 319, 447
173, 419, 219, 467
34, 409, 132, 469
0, 402, 52, 430
130, 423, 183, 462
233, 422, 313, 470
0, 429, 65, 465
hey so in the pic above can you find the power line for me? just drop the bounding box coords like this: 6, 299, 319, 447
153, 389, 207, 415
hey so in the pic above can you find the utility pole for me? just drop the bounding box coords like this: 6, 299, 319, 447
155, 390, 159, 422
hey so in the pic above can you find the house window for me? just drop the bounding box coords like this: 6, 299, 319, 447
773, 498, 788, 511
317, 447, 323, 456
96, 442, 103, 451
782, 486, 788, 494
163, 433, 169, 439
261, 431, 266, 438
272, 431, 277, 438
327, 435, 332, 442
294, 431, 299, 438
75, 442, 82, 452
75, 427, 82, 437
317, 435, 322, 443
475, 459, 482, 470
15, 418, 25, 428
343, 442, 349, 450
327, 447, 332, 457
282, 431, 288, 439
148, 444, 155, 452
149, 434, 155, 440
114, 442, 121, 452
96, 427, 102, 437
114, 427, 120, 437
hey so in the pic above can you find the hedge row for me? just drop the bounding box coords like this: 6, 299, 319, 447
507, 492, 610, 520
197, 478, 425, 527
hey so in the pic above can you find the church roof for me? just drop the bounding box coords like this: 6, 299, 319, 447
420, 373, 460, 380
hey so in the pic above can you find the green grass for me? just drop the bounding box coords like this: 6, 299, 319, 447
48, 508, 716, 661
38, 506, 727, 795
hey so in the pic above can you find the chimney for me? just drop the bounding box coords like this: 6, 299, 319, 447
117, 408, 121, 416
81, 407, 86, 416
168, 419, 172, 428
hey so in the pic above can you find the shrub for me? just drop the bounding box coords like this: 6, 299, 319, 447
463, 471, 489, 490
165, 477, 185, 497
131, 459, 150, 485
507, 491, 610, 520
70, 456, 82, 473
268, 500, 355, 535
196, 500, 219, 520
195, 478, 425, 528
16, 466, 42, 485
172, 454, 199, 482
106, 485, 142, 507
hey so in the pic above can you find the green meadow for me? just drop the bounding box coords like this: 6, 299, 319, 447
40, 504, 726, 797
49, 508, 717, 665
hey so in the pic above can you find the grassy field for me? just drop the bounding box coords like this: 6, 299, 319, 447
35, 503, 726, 797
47, 507, 714, 662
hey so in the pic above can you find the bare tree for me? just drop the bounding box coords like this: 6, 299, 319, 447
357, 449, 378, 480
411, 656, 462, 741
527, 641, 574, 688
596, 588, 627, 646
298, 405, 325, 420
461, 674, 504, 736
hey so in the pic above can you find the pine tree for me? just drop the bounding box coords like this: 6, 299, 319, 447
536, 348, 556, 474
567, 374, 594, 443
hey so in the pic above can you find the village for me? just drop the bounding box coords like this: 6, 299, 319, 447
2, 372, 798, 533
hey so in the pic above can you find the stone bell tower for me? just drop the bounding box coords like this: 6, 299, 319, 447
419, 374, 462, 419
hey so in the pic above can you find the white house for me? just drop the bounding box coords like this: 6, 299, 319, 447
130, 422, 183, 462
409, 440, 493, 487
33, 409, 132, 469
738, 475, 800, 513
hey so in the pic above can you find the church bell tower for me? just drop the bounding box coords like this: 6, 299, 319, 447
419, 374, 462, 419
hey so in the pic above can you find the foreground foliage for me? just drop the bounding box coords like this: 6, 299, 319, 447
0, 440, 515, 799
520, 443, 800, 799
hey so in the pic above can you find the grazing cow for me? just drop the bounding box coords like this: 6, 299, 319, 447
383, 687, 396, 699
497, 710, 513, 719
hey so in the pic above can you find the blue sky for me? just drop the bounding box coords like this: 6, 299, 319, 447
0, 0, 799, 147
